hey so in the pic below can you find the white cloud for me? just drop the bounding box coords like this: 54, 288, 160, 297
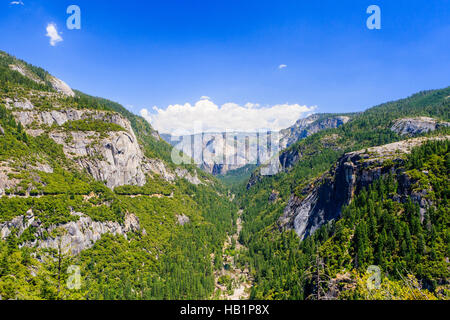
46, 23, 63, 46
10, 1, 24, 5
200, 96, 211, 100
244, 102, 260, 109
140, 108, 153, 123
141, 99, 316, 135
278, 64, 287, 69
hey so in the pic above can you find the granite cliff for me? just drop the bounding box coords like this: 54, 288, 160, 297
391, 117, 449, 136
0, 209, 140, 255
278, 136, 449, 239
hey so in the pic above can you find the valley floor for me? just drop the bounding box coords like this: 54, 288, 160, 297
213, 209, 253, 300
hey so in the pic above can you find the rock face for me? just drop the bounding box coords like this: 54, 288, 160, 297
13, 108, 131, 129
0, 210, 140, 255
0, 162, 20, 196
278, 136, 449, 240
50, 130, 147, 189
279, 153, 360, 240
278, 148, 301, 170
12, 107, 193, 188
175, 168, 202, 185
279, 114, 351, 149
27, 109, 147, 189
13, 99, 35, 110
391, 117, 449, 136
143, 159, 176, 182
49, 76, 75, 97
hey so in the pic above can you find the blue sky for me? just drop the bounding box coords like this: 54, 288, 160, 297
1, 0, 449, 133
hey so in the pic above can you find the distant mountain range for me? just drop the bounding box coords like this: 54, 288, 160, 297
161, 113, 353, 176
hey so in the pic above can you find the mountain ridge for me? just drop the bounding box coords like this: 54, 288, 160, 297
0, 50, 237, 300
237, 85, 449, 299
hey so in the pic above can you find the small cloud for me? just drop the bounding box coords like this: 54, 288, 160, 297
278, 64, 287, 69
46, 23, 63, 46
10, 1, 24, 5
200, 96, 211, 100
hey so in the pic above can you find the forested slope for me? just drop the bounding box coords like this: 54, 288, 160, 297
236, 87, 450, 300
0, 51, 236, 300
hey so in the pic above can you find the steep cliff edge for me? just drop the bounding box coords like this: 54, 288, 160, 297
278, 135, 449, 239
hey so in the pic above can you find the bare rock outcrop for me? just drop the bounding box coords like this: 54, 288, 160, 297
9, 106, 204, 188
0, 210, 140, 255
175, 168, 202, 185
278, 148, 301, 170
391, 117, 449, 136
13, 108, 132, 131
0, 162, 20, 196
12, 108, 163, 189
50, 130, 147, 189
143, 159, 176, 181
176, 214, 190, 226
13, 99, 35, 110
49, 76, 75, 97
